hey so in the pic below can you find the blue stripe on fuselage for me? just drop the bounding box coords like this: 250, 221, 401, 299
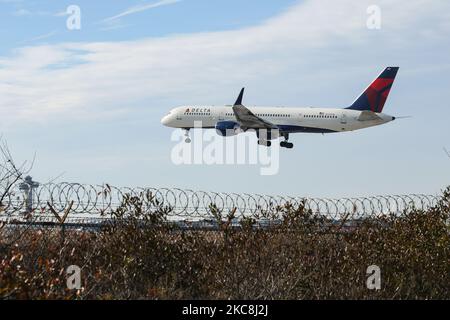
276, 125, 337, 133
196, 125, 337, 133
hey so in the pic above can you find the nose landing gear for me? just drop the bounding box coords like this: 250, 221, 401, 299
184, 129, 191, 143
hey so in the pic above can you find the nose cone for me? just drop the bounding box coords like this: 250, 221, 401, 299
161, 115, 170, 126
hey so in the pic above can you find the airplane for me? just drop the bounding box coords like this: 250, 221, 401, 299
161, 67, 399, 149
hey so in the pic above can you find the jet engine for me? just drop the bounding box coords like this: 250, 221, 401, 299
215, 121, 243, 137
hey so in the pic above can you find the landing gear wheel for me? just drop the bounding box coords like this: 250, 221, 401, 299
280, 141, 294, 149
258, 140, 271, 147
183, 129, 191, 143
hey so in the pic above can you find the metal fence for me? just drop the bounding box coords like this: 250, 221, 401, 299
0, 180, 440, 224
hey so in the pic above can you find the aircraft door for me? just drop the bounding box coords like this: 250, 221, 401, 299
218, 109, 225, 121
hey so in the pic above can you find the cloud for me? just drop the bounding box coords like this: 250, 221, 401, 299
0, 0, 449, 128
12, 8, 31, 16
99, 22, 131, 32
53, 10, 68, 17
12, 8, 51, 16
18, 30, 58, 44
101, 0, 182, 23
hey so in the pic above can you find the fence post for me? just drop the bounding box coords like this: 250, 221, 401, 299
48, 201, 74, 244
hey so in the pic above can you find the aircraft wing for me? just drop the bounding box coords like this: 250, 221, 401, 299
231, 88, 278, 129
357, 110, 382, 121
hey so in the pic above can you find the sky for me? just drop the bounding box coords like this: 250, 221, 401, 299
0, 0, 449, 198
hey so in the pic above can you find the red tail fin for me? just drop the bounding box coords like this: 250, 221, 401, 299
347, 67, 399, 113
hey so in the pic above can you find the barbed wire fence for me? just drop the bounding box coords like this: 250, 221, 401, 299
1, 138, 449, 299
0, 177, 448, 299
0, 177, 440, 226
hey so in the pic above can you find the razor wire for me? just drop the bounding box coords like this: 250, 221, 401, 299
0, 181, 440, 222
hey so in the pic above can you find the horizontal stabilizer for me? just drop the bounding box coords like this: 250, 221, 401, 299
357, 110, 382, 121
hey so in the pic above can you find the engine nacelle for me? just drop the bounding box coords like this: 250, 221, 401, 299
215, 121, 242, 137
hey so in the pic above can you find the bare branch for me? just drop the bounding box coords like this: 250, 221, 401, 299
0, 137, 34, 207
444, 147, 450, 159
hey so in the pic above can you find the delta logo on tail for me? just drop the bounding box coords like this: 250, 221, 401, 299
347, 67, 399, 113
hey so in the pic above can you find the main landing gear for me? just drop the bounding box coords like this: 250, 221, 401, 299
280, 141, 293, 149
183, 129, 191, 143
257, 140, 271, 147
257, 140, 293, 148
280, 133, 293, 149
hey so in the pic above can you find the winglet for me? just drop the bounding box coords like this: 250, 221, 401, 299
234, 87, 245, 106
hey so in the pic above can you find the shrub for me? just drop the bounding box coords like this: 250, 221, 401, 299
1, 188, 449, 299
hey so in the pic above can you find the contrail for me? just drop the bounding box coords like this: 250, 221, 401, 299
102, 0, 181, 23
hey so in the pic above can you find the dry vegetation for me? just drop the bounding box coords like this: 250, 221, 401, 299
1, 188, 449, 300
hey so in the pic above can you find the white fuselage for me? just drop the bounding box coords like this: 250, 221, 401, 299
161, 105, 395, 133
